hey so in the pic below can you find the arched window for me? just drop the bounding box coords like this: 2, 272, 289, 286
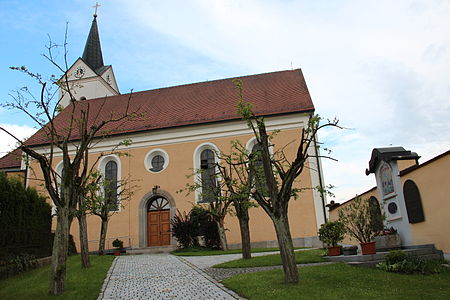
403, 180, 425, 223
200, 149, 218, 203
105, 160, 118, 211
368, 196, 383, 233
250, 143, 268, 196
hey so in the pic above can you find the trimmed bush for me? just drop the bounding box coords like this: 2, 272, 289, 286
0, 172, 52, 261
318, 221, 346, 246
385, 250, 406, 265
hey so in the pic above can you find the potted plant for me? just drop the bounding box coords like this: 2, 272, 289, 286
338, 197, 383, 255
112, 239, 123, 256
318, 221, 346, 256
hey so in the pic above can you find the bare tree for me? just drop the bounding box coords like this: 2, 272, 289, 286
216, 141, 257, 259
0, 32, 139, 294
83, 166, 136, 255
234, 79, 340, 283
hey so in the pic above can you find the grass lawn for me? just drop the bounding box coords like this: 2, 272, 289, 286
172, 246, 307, 256
223, 263, 450, 300
214, 249, 326, 268
0, 254, 114, 300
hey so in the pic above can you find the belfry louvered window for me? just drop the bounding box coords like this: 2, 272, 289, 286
200, 149, 218, 203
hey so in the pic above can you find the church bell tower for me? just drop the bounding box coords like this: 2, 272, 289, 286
59, 8, 119, 108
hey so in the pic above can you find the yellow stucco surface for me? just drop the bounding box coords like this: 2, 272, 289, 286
28, 126, 321, 251
401, 153, 450, 254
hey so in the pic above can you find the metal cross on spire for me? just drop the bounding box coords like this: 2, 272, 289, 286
93, 2, 101, 17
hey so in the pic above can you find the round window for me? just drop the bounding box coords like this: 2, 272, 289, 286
151, 155, 165, 172
145, 149, 169, 173
388, 202, 398, 214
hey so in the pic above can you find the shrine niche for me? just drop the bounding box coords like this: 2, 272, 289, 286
380, 162, 394, 196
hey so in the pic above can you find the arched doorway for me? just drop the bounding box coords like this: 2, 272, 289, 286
147, 196, 171, 246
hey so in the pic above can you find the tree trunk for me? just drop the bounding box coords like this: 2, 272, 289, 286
216, 219, 228, 251
272, 215, 299, 284
237, 211, 251, 259
98, 217, 108, 255
48, 206, 70, 295
77, 212, 91, 268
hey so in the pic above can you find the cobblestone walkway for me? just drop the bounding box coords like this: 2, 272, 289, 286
98, 254, 241, 300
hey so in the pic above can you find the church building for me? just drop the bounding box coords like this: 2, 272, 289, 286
0, 14, 327, 251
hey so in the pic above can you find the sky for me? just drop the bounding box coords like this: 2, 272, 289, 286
0, 0, 449, 204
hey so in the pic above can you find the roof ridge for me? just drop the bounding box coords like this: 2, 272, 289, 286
81, 69, 303, 103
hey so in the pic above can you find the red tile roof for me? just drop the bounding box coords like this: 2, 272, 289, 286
0, 148, 22, 169
25, 69, 314, 147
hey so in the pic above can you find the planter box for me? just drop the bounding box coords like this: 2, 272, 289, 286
342, 246, 358, 256
327, 246, 341, 256
375, 234, 401, 251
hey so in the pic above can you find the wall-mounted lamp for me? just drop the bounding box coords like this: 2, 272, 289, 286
152, 185, 160, 194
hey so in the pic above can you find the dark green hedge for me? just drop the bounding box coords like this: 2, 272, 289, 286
0, 172, 52, 260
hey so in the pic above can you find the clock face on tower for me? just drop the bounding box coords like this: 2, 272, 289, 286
75, 66, 86, 78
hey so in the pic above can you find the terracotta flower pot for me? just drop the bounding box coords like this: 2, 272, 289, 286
327, 246, 341, 256
114, 249, 121, 256
360, 241, 376, 255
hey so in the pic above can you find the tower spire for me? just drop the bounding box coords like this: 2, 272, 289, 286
82, 7, 104, 72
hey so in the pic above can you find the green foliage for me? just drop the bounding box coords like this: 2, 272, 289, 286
68, 234, 78, 256
171, 210, 197, 249
189, 206, 221, 249
171, 207, 221, 249
385, 250, 407, 265
377, 251, 444, 275
0, 255, 114, 299
0, 172, 52, 260
338, 197, 384, 243
112, 239, 123, 249
172, 247, 305, 256
318, 221, 346, 246
10, 253, 37, 273
214, 249, 326, 268
222, 263, 450, 300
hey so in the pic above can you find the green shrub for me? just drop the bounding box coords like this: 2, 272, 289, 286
112, 239, 123, 249
318, 221, 346, 246
171, 210, 196, 248
385, 250, 407, 265
377, 251, 444, 275
190, 206, 220, 249
10, 254, 37, 273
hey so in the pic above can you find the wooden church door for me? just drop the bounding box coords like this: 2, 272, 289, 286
147, 197, 171, 246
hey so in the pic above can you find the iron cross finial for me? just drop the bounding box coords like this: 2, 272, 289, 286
93, 2, 101, 17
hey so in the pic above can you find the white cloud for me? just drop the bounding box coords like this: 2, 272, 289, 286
111, 0, 450, 202
0, 124, 36, 157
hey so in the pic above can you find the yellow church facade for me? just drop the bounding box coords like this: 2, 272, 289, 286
26, 112, 326, 251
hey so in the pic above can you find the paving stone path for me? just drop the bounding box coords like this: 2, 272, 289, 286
98, 254, 242, 300
98, 249, 330, 299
